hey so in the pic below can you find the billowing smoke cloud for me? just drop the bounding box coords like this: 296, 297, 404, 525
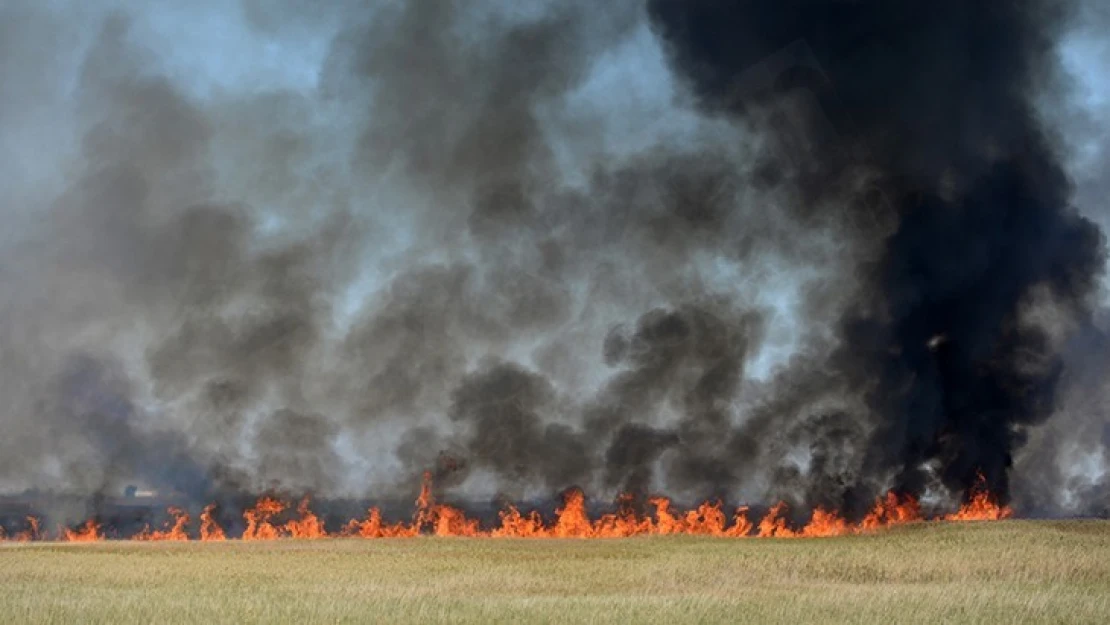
647, 0, 1107, 511
0, 0, 1106, 517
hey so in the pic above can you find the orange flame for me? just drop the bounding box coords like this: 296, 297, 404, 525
800, 507, 850, 537
4, 470, 1016, 541
725, 506, 753, 537
649, 497, 682, 535
242, 497, 285, 541
553, 489, 594, 538
199, 504, 226, 541
408, 472, 482, 537
239, 496, 333, 540
135, 507, 190, 541
285, 498, 328, 539
860, 492, 922, 530
591, 494, 649, 537
343, 506, 418, 538
20, 516, 42, 542
946, 473, 1013, 521
647, 497, 750, 536
491, 505, 547, 537
62, 519, 103, 542
683, 501, 727, 536
756, 502, 796, 538
7, 516, 42, 542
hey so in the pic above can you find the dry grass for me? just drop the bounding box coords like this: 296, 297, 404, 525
2, 520, 1109, 624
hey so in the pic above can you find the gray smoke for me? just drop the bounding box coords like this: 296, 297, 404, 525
0, 0, 1107, 517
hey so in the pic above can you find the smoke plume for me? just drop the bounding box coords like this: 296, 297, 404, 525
0, 0, 1107, 517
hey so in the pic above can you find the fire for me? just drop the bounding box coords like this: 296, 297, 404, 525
286, 498, 328, 539
800, 507, 851, 537
135, 507, 190, 541
649, 496, 681, 535
199, 504, 226, 541
3, 471, 1014, 541
411, 472, 482, 537
552, 489, 594, 538
590, 494, 649, 537
343, 506, 418, 538
946, 474, 1013, 521
756, 502, 797, 538
242, 497, 285, 541
240, 496, 333, 539
860, 492, 922, 530
491, 506, 547, 537
726, 507, 754, 537
647, 498, 752, 536
682, 501, 727, 536
62, 519, 103, 542
12, 517, 41, 542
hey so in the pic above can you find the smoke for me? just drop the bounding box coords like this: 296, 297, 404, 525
647, 0, 1107, 511
0, 0, 1106, 516
1008, 0, 1110, 516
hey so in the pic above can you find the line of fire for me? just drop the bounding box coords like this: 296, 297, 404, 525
0, 471, 1010, 543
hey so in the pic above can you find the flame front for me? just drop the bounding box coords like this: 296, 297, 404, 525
757, 502, 796, 538
946, 473, 1013, 521
860, 492, 922, 530
62, 519, 103, 542
286, 498, 328, 539
242, 497, 284, 540
0, 517, 41, 542
135, 507, 190, 541
5, 473, 1018, 542
199, 504, 226, 541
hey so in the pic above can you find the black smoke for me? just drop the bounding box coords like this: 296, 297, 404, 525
648, 0, 1106, 507
0, 0, 1106, 518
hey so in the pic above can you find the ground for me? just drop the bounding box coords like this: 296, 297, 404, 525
2, 520, 1108, 624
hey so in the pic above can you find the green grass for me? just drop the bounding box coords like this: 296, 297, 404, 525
2, 520, 1109, 624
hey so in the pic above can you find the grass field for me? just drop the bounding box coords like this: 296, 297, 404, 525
2, 520, 1109, 624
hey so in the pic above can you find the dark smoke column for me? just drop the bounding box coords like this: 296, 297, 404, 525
648, 0, 1105, 505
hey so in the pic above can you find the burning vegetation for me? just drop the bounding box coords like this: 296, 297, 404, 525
0, 0, 1106, 531
2, 472, 1011, 543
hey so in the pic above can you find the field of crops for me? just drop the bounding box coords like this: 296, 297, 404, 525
2, 520, 1108, 624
